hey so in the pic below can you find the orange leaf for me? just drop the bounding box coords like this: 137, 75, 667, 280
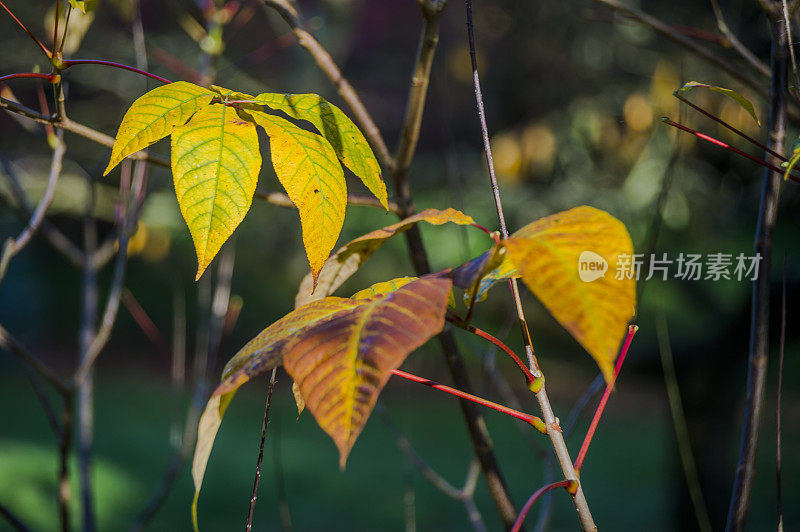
284, 275, 452, 467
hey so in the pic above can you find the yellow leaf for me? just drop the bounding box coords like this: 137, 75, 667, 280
247, 110, 347, 284
171, 104, 261, 280
68, 0, 99, 14
284, 276, 452, 467
504, 206, 636, 382
295, 208, 476, 307
104, 82, 215, 175
677, 81, 760, 126
252, 93, 387, 209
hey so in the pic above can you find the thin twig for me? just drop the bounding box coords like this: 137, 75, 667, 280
656, 315, 712, 532
77, 167, 99, 532
594, 0, 774, 107
0, 323, 69, 394
709, 0, 771, 78
776, 255, 786, 532
0, 500, 32, 532
246, 368, 277, 532
464, 1, 594, 529
726, 12, 788, 532
0, 0, 51, 58
0, 132, 66, 290
512, 481, 573, 532
259, 0, 392, 168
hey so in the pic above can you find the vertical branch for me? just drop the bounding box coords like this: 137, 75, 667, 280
463, 1, 594, 529
58, 395, 73, 532
77, 171, 99, 532
246, 368, 277, 532
775, 256, 786, 532
726, 8, 788, 531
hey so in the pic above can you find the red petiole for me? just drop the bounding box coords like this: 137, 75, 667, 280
391, 368, 547, 433
573, 324, 638, 472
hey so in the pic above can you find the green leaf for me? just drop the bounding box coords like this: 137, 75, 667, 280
104, 82, 216, 175
295, 208, 476, 307
677, 81, 760, 125
783, 137, 800, 181
284, 276, 452, 468
246, 110, 347, 284
504, 206, 636, 382
171, 104, 261, 280
251, 93, 387, 209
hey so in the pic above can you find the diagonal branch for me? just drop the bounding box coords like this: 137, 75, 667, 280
464, 1, 594, 529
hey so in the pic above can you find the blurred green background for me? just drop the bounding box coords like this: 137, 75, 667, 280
1, 0, 799, 530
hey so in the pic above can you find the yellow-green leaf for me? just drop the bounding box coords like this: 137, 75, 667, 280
104, 82, 216, 175
171, 104, 261, 280
295, 208, 476, 307
68, 0, 99, 14
284, 276, 452, 468
191, 297, 359, 530
247, 110, 347, 284
252, 93, 387, 209
503, 206, 636, 382
351, 276, 418, 300
677, 81, 760, 125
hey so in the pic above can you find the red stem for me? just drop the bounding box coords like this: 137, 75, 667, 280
511, 480, 573, 532
391, 368, 546, 433
0, 72, 56, 84
0, 0, 51, 58
674, 93, 783, 161
62, 60, 172, 84
663, 118, 800, 183
573, 324, 638, 472
465, 324, 536, 385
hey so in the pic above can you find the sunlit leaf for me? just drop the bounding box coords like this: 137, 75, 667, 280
104, 82, 216, 175
68, 0, 99, 14
677, 81, 760, 125
191, 297, 359, 530
171, 104, 261, 280
295, 208, 476, 307
247, 110, 346, 284
504, 206, 636, 382
284, 276, 452, 467
251, 93, 387, 209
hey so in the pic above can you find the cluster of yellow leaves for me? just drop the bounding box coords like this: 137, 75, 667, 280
104, 81, 387, 282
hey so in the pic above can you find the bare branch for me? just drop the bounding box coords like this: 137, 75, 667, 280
726, 12, 788, 532
464, 1, 593, 529
0, 132, 66, 288
259, 0, 393, 169
709, 0, 771, 78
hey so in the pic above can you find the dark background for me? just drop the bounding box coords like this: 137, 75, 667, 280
1, 0, 798, 530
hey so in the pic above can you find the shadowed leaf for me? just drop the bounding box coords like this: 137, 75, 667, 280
247, 110, 347, 284
171, 104, 261, 280
295, 208, 475, 307
253, 93, 387, 209
284, 276, 452, 467
104, 82, 216, 175
504, 206, 636, 382
677, 81, 760, 125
